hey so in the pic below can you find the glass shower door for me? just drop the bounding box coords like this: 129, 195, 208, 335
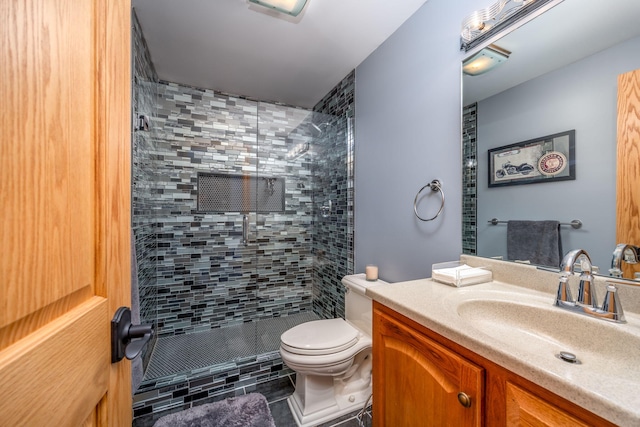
254, 104, 316, 324
137, 81, 350, 383
146, 84, 262, 374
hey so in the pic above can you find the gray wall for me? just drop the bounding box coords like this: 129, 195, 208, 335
355, 0, 483, 282
476, 35, 640, 270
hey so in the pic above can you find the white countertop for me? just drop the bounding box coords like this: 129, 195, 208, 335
367, 277, 640, 426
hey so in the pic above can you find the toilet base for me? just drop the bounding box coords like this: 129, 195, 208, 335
286, 387, 371, 427
286, 359, 372, 427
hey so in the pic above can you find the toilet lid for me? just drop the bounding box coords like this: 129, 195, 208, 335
280, 318, 359, 356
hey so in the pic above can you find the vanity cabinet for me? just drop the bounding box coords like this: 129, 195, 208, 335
373, 302, 483, 426
372, 302, 616, 427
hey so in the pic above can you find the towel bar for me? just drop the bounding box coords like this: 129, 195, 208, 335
488, 218, 582, 229
414, 179, 445, 222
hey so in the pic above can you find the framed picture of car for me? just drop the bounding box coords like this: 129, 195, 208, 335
488, 130, 575, 187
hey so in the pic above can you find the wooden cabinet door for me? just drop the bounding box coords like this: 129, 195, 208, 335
373, 305, 484, 427
0, 0, 131, 425
617, 68, 640, 279
505, 382, 590, 427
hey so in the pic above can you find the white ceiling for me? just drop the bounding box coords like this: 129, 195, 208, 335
132, 0, 429, 108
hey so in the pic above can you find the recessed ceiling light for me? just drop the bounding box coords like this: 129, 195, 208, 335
248, 0, 308, 17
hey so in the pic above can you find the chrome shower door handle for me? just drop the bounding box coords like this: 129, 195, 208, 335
242, 214, 249, 245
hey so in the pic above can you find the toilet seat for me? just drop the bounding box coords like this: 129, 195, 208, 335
280, 334, 371, 368
280, 334, 371, 377
280, 318, 359, 356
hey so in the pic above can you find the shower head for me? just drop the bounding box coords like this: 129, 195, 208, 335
310, 122, 332, 136
311, 123, 322, 136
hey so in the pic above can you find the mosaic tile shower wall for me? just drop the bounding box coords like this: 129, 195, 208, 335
311, 70, 355, 319
152, 82, 321, 337
462, 103, 477, 255
132, 11, 159, 369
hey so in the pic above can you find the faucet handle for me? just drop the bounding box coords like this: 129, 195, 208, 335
608, 267, 623, 278
601, 284, 626, 323
554, 275, 573, 306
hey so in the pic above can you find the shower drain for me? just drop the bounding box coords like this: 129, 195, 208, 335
555, 351, 581, 364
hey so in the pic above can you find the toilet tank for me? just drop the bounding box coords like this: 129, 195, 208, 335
342, 274, 388, 336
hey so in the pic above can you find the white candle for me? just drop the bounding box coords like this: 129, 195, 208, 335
365, 265, 378, 281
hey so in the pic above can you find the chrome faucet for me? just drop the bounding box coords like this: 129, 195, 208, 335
555, 249, 625, 323
608, 243, 640, 278
557, 249, 596, 308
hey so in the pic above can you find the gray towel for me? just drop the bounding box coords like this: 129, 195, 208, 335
507, 220, 562, 268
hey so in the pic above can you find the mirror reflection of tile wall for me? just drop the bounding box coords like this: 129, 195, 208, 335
462, 103, 477, 255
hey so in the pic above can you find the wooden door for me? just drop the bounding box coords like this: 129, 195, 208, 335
373, 304, 483, 427
617, 68, 640, 279
0, 0, 132, 425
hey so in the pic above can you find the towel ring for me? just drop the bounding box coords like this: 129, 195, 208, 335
413, 179, 445, 222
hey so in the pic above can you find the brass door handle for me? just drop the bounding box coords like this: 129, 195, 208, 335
457, 392, 472, 408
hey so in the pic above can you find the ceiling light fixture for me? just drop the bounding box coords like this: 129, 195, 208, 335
461, 0, 536, 43
248, 0, 308, 17
462, 44, 511, 76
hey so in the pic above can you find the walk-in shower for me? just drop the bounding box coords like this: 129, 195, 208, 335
131, 62, 355, 419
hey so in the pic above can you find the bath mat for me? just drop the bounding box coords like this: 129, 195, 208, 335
153, 393, 275, 427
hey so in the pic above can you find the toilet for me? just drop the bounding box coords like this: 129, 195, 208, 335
279, 274, 388, 427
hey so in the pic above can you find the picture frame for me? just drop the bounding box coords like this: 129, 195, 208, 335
488, 130, 575, 187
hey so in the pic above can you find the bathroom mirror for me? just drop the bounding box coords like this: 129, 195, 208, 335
462, 0, 640, 279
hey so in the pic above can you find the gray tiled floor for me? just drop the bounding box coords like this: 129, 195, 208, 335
133, 375, 372, 427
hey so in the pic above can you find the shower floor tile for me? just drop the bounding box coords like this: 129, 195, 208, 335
143, 312, 320, 381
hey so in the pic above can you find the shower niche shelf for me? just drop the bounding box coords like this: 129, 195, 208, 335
197, 172, 285, 213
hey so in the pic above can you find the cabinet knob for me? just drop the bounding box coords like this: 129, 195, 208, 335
457, 392, 472, 408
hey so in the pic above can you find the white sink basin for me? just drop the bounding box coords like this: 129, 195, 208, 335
443, 288, 640, 373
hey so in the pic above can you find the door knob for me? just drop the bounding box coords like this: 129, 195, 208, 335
111, 307, 154, 363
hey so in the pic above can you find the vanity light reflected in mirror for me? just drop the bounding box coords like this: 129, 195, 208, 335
463, 45, 511, 76
461, 0, 545, 46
